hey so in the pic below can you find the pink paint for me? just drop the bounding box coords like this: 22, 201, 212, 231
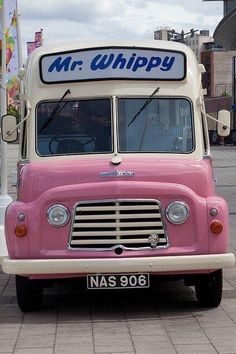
5, 156, 229, 265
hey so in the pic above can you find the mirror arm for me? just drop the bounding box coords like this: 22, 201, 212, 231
6, 104, 31, 138
201, 108, 230, 129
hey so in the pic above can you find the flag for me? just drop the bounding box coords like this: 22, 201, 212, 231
26, 29, 43, 56
6, 31, 15, 65
27, 41, 36, 56
35, 30, 43, 47
10, 8, 17, 27
0, 0, 20, 108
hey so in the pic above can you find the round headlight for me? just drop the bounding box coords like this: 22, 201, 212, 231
47, 204, 70, 227
166, 201, 189, 224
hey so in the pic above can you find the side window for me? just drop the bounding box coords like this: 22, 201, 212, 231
201, 112, 208, 153
20, 122, 27, 159
20, 105, 27, 160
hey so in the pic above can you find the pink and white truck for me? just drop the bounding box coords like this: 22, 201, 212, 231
1, 40, 235, 311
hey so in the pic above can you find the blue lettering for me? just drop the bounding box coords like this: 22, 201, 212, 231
132, 56, 148, 72
146, 57, 162, 72
70, 60, 83, 71
48, 56, 72, 72
112, 53, 126, 69
89, 53, 176, 74
91, 53, 115, 70
126, 53, 136, 69
160, 56, 175, 71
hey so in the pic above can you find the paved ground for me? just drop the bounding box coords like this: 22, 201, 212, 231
0, 145, 236, 354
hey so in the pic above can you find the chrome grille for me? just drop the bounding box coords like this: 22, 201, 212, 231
68, 199, 168, 250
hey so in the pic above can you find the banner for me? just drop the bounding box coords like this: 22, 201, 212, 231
27, 29, 43, 56
0, 0, 20, 109
27, 41, 36, 56
35, 30, 43, 47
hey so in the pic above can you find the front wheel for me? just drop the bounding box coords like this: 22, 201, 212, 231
195, 269, 222, 308
16, 275, 44, 312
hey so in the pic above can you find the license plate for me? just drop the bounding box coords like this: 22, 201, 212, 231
87, 273, 150, 289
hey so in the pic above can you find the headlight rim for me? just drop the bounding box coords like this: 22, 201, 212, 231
165, 201, 189, 225
47, 204, 70, 227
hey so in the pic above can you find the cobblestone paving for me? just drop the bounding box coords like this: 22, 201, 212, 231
0, 145, 236, 354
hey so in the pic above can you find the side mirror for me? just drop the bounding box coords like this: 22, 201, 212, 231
1, 114, 18, 142
217, 110, 230, 137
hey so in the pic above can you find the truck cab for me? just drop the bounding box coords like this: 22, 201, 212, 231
1, 40, 235, 311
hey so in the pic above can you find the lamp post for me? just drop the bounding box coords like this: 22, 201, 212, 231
170, 29, 199, 43
0, 3, 13, 258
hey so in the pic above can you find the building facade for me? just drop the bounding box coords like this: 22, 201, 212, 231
153, 23, 236, 99
185, 30, 214, 61
201, 45, 236, 97
203, 0, 236, 15
154, 27, 173, 41
223, 0, 236, 14
203, 0, 236, 50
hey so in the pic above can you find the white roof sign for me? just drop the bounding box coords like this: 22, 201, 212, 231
40, 47, 186, 83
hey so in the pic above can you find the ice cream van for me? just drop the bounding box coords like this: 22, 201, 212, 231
1, 40, 235, 311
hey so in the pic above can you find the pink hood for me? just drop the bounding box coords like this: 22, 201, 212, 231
18, 156, 215, 202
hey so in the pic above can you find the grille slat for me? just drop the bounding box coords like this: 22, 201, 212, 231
70, 238, 152, 245
70, 237, 167, 243
76, 205, 160, 212
68, 199, 169, 250
74, 213, 161, 220
73, 221, 163, 228
71, 229, 166, 237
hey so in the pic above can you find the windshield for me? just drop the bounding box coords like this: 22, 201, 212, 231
118, 98, 193, 153
36, 99, 112, 156
36, 97, 193, 156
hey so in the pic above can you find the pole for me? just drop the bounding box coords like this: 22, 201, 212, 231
16, 1, 23, 69
16, 0, 24, 126
233, 57, 236, 129
0, 2, 13, 258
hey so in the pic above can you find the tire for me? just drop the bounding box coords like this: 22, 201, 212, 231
16, 275, 44, 312
195, 269, 222, 308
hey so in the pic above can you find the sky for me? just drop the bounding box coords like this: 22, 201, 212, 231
18, 0, 224, 60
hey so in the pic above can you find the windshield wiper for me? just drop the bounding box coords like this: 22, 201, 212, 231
39, 89, 71, 133
128, 86, 160, 127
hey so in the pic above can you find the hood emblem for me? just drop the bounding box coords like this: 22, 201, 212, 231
148, 234, 160, 248
100, 171, 134, 177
